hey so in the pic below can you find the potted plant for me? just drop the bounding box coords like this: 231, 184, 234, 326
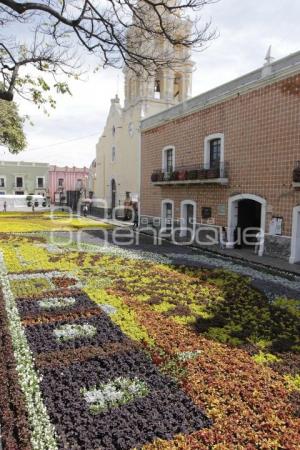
197, 168, 207, 179
164, 171, 173, 181
151, 172, 159, 182
187, 169, 198, 180
177, 170, 188, 181
206, 167, 220, 179
157, 171, 164, 182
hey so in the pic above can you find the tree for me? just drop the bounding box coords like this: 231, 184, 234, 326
0, 98, 26, 152
0, 0, 217, 106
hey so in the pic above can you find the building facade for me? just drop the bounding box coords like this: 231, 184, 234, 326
0, 161, 49, 196
88, 159, 97, 195
94, 9, 194, 217
48, 166, 89, 204
140, 51, 300, 263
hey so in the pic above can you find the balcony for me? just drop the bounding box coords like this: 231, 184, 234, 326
293, 161, 300, 187
151, 163, 229, 186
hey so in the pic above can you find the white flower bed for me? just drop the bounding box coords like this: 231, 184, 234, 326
49, 238, 171, 264
53, 323, 97, 342
166, 252, 300, 292
82, 377, 149, 414
8, 271, 83, 290
0, 253, 58, 450
99, 304, 117, 315
177, 350, 202, 362
38, 297, 76, 310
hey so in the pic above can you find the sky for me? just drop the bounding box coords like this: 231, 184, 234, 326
1, 0, 300, 168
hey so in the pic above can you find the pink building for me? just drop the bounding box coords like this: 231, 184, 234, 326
48, 166, 89, 204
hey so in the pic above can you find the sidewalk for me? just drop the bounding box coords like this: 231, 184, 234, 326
85, 215, 300, 277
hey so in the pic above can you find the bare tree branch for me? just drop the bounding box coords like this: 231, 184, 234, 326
0, 0, 218, 103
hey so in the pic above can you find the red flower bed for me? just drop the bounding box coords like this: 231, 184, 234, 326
123, 295, 300, 449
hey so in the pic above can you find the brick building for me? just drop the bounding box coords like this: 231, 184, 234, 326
140, 51, 300, 263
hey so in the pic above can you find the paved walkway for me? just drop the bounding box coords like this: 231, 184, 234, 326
85, 215, 300, 277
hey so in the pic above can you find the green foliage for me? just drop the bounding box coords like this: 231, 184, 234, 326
252, 351, 281, 365
195, 271, 300, 353
284, 374, 300, 392
14, 76, 71, 113
0, 99, 26, 153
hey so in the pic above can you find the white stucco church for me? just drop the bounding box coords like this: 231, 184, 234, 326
94, 8, 194, 217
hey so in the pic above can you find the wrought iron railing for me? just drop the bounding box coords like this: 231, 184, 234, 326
151, 162, 229, 183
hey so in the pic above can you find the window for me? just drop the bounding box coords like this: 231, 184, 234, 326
209, 139, 221, 168
154, 79, 161, 99
58, 178, 64, 187
204, 133, 224, 173
0, 191, 5, 195
161, 199, 174, 232
162, 146, 175, 173
112, 145, 116, 162
16, 176, 23, 188
0, 177, 5, 188
37, 177, 44, 188
166, 149, 173, 172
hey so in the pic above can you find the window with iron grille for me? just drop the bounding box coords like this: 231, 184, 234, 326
165, 149, 173, 172
209, 138, 221, 168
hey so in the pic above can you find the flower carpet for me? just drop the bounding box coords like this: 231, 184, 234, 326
0, 211, 111, 233
0, 232, 299, 449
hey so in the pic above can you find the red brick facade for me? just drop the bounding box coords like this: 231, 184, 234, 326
140, 72, 300, 245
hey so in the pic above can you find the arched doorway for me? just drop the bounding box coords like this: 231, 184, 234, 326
111, 179, 116, 211
180, 200, 196, 238
227, 194, 266, 256
290, 205, 300, 264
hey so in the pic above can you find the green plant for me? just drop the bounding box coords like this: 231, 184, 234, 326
252, 351, 281, 365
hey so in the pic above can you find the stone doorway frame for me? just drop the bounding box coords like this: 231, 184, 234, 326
227, 193, 267, 256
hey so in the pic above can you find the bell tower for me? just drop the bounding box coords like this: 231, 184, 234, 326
123, 4, 194, 110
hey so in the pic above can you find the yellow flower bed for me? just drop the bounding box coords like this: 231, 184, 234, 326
0, 214, 112, 232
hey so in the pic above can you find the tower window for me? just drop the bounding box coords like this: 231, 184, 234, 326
112, 146, 116, 162
154, 79, 161, 99
112, 125, 116, 136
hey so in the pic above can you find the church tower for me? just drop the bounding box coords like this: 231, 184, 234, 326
124, 58, 193, 111
95, 3, 194, 214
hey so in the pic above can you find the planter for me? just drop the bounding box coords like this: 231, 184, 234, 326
157, 172, 164, 182
293, 168, 300, 182
187, 170, 198, 180
206, 168, 220, 179
177, 170, 188, 181
164, 172, 172, 181
151, 173, 159, 182
197, 169, 207, 179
